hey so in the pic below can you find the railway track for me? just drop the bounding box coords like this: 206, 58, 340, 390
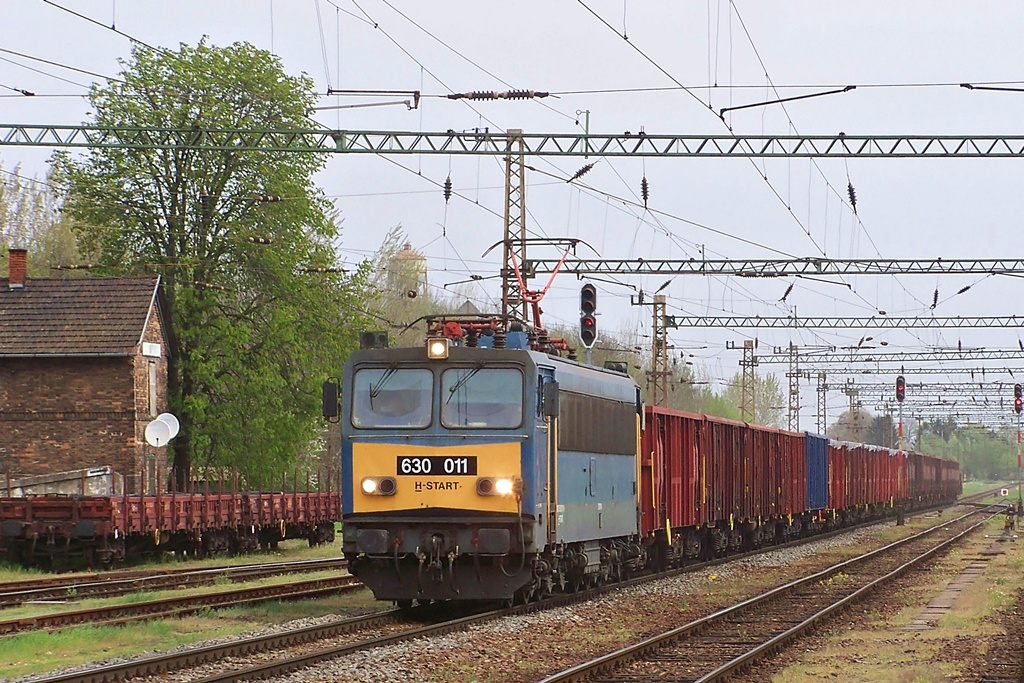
538, 506, 998, 683
17, 495, 986, 683
0, 557, 347, 607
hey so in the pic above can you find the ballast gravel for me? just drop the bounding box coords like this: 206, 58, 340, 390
267, 523, 891, 683
4, 521, 895, 683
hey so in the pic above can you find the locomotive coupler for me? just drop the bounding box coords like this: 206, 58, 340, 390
415, 548, 427, 594
447, 547, 459, 594
427, 533, 444, 576
392, 536, 403, 583
472, 536, 483, 585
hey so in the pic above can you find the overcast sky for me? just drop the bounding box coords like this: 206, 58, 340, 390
5, 1, 1024, 429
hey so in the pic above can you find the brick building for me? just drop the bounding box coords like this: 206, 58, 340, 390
0, 249, 170, 493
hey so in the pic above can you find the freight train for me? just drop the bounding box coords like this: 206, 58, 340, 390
335, 322, 960, 606
0, 469, 340, 568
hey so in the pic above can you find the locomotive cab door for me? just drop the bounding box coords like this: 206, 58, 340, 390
539, 372, 559, 546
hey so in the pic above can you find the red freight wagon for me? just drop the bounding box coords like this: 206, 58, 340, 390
0, 473, 341, 567
751, 428, 771, 519
642, 407, 958, 570
829, 441, 849, 511
779, 428, 806, 518
640, 407, 704, 535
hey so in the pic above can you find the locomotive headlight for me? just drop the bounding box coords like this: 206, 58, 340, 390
426, 338, 449, 360
361, 477, 397, 496
495, 478, 514, 496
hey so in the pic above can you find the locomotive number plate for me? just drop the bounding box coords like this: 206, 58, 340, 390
397, 455, 478, 476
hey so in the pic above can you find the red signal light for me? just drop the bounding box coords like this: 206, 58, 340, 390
580, 284, 598, 348
1015, 397, 1022, 415
895, 375, 906, 403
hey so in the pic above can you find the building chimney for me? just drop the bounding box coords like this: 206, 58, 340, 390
8, 249, 26, 289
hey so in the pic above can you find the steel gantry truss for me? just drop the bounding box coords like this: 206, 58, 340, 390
525, 258, 1024, 276
831, 367, 1024, 377
9, 126, 1024, 157
754, 348, 1024, 365
843, 381, 1018, 394
668, 316, 1024, 329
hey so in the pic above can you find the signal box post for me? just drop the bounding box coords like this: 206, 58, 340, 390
1016, 384, 1023, 511
896, 374, 905, 525
579, 284, 598, 364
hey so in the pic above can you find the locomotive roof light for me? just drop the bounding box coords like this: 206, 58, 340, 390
426, 337, 450, 360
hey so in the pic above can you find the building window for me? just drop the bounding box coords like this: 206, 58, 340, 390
148, 361, 158, 416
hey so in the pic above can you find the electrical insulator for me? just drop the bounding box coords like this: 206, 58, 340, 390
641, 176, 649, 208
568, 163, 594, 183
895, 375, 905, 403
447, 90, 550, 100
444, 176, 452, 203
847, 182, 857, 213
200, 192, 213, 219
247, 236, 272, 245
254, 194, 282, 202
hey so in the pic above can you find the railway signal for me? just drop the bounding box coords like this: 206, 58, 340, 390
580, 284, 597, 349
1015, 383, 1023, 414
895, 375, 906, 403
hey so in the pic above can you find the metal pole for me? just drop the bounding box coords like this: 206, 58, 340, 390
1017, 412, 1022, 511
898, 401, 903, 452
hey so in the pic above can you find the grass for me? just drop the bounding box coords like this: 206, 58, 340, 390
767, 513, 1024, 682
0, 535, 342, 583
0, 588, 379, 680
0, 616, 256, 678
0, 568, 353, 622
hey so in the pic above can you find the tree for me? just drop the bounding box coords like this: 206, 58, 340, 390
826, 406, 874, 442
863, 414, 896, 447
51, 40, 372, 485
722, 372, 785, 427
0, 163, 85, 275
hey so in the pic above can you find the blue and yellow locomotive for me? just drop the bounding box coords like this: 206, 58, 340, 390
337, 326, 645, 604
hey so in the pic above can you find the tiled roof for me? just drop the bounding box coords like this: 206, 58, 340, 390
0, 277, 161, 356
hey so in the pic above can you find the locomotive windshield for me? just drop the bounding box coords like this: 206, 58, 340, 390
352, 367, 432, 428
441, 367, 523, 429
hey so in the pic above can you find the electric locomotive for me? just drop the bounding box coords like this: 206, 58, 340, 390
335, 323, 645, 604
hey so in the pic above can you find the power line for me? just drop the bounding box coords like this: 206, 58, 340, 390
0, 47, 119, 82
40, 0, 161, 52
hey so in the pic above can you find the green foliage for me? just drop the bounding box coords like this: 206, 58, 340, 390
916, 422, 1018, 480
720, 371, 785, 426
0, 162, 86, 275
50, 40, 372, 479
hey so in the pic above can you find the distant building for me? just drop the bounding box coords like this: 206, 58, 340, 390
0, 248, 170, 493
388, 242, 427, 298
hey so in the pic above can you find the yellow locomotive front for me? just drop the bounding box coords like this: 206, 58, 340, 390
338, 342, 542, 603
